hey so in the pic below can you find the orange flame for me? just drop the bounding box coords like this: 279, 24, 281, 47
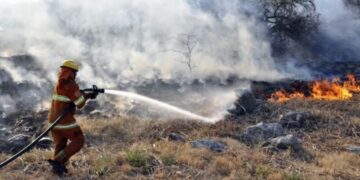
270, 91, 305, 103
269, 74, 359, 102
311, 79, 352, 100
344, 74, 360, 92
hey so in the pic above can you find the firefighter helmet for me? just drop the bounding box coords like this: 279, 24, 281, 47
61, 60, 79, 71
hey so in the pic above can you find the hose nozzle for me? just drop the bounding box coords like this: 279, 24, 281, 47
81, 85, 105, 94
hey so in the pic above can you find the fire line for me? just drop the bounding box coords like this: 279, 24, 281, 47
269, 74, 360, 102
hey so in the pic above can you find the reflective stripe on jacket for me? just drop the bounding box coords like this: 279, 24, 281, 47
52, 94, 71, 102
49, 121, 80, 130
52, 94, 85, 105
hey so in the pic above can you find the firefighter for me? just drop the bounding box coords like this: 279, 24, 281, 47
47, 60, 97, 175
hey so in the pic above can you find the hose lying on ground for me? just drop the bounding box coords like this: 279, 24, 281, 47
0, 104, 74, 169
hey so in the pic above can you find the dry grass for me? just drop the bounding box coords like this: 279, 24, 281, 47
208, 156, 234, 176
318, 152, 360, 178
1, 95, 360, 179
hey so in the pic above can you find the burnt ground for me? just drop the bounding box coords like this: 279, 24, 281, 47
250, 61, 360, 99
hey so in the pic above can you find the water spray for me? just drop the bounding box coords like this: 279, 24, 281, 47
81, 85, 215, 122
104, 89, 216, 123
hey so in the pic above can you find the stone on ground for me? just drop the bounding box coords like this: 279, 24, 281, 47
240, 122, 284, 145
191, 139, 227, 152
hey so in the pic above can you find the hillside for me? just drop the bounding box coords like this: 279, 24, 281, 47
1, 0, 360, 179
1, 94, 359, 179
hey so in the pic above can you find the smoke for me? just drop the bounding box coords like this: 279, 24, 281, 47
0, 95, 16, 117
1, 0, 357, 119
0, 0, 285, 84
0, 56, 52, 116
0, 0, 288, 118
4, 1, 357, 119
314, 0, 360, 61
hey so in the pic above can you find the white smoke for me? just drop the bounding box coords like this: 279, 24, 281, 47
0, 0, 285, 86
0, 1, 357, 107
3, 0, 323, 118
1, 60, 47, 86
315, 0, 360, 60
0, 95, 16, 116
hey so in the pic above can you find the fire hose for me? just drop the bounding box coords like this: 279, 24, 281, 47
0, 85, 104, 169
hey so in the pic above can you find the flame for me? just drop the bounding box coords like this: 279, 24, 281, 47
311, 79, 352, 100
270, 91, 304, 103
269, 74, 359, 102
344, 74, 360, 92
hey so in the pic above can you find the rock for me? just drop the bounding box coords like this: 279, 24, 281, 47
262, 134, 314, 161
262, 134, 302, 152
36, 137, 53, 149
228, 91, 258, 116
7, 134, 30, 153
191, 140, 227, 152
240, 122, 284, 145
280, 111, 310, 128
347, 146, 360, 154
168, 133, 185, 142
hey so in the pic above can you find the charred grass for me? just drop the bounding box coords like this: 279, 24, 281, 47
1, 95, 360, 179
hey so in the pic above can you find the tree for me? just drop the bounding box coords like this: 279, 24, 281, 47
169, 34, 198, 73
261, 0, 319, 55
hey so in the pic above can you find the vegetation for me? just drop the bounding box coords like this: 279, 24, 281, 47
260, 0, 319, 55
1, 93, 360, 179
125, 149, 146, 167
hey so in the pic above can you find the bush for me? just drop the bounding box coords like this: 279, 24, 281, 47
125, 149, 146, 167
93, 154, 113, 177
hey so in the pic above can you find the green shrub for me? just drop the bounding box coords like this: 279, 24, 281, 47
125, 149, 146, 167
94, 154, 113, 176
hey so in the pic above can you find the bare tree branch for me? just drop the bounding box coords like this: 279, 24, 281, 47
165, 34, 198, 73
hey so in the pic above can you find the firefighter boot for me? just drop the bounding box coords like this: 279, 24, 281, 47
47, 159, 68, 176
